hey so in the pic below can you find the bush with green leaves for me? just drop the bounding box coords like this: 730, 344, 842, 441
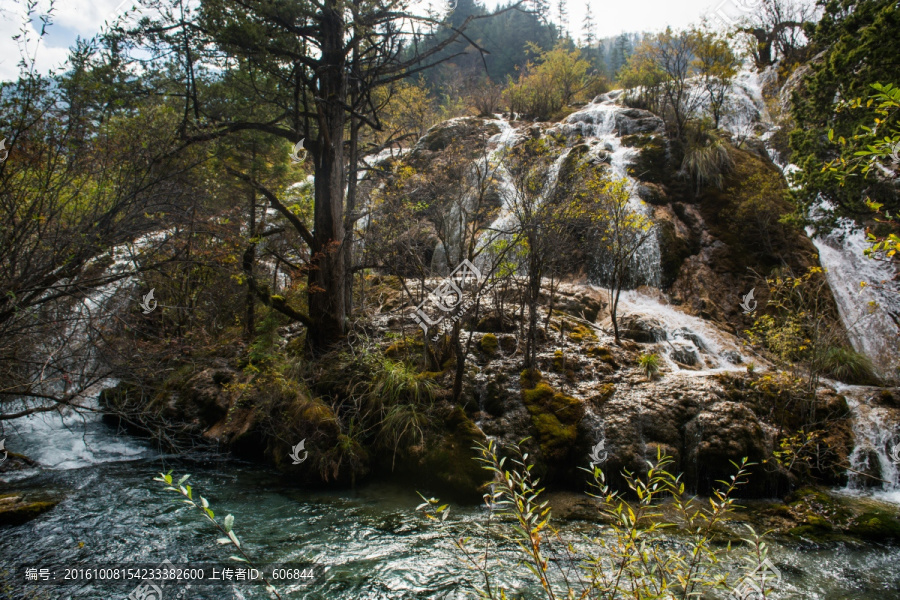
418, 441, 774, 600
638, 352, 660, 380
821, 346, 879, 385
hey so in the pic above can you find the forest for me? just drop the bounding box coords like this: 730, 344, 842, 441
1, 0, 900, 598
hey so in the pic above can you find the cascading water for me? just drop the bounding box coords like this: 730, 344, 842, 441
808, 212, 900, 377
553, 96, 663, 288
836, 385, 900, 504
727, 67, 900, 498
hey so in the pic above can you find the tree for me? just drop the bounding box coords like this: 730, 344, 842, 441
649, 28, 705, 143
610, 33, 633, 77
504, 43, 593, 119
556, 0, 569, 39
693, 28, 740, 129
120, 0, 512, 352
0, 6, 205, 420
582, 3, 595, 47
499, 139, 594, 368
738, 0, 817, 68
618, 41, 666, 113
588, 173, 657, 344
790, 0, 900, 220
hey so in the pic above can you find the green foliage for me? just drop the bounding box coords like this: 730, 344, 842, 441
479, 333, 499, 356
821, 346, 879, 385
789, 0, 900, 219
680, 129, 734, 192
418, 441, 770, 600
504, 43, 596, 120
746, 267, 844, 394
370, 355, 438, 406
153, 472, 282, 599
638, 352, 661, 380
247, 311, 285, 369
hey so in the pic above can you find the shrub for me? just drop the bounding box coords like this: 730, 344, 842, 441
680, 130, 733, 193
821, 346, 879, 385
639, 352, 661, 380
418, 442, 773, 600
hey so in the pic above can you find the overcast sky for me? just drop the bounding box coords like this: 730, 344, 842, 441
0, 0, 728, 81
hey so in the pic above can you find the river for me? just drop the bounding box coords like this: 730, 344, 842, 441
2, 407, 900, 600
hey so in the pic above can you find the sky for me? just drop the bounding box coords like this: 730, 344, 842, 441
0, 0, 731, 81
483, 0, 728, 40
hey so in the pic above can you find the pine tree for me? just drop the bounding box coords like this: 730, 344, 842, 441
582, 2, 595, 47
557, 0, 569, 39
530, 0, 550, 25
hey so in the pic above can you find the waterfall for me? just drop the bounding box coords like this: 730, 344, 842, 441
809, 212, 900, 377
614, 290, 749, 373
838, 385, 900, 504
1, 243, 157, 481
553, 98, 663, 288
726, 68, 900, 378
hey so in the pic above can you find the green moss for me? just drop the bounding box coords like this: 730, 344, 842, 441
566, 323, 598, 344
521, 382, 583, 463
552, 350, 565, 372
479, 333, 499, 357
592, 383, 615, 405
625, 135, 668, 184
520, 368, 543, 388
384, 337, 424, 359
848, 510, 900, 541
585, 345, 617, 367
0, 494, 60, 526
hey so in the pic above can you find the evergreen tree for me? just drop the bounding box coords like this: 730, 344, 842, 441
582, 2, 595, 47
611, 33, 633, 78
557, 0, 569, 39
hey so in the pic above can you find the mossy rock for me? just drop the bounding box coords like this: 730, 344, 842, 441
499, 335, 517, 354
848, 510, 900, 541
589, 383, 616, 409
657, 219, 698, 289
520, 368, 543, 389
473, 313, 517, 333
479, 333, 499, 357
0, 493, 61, 526
385, 338, 424, 359
585, 345, 618, 368
551, 350, 565, 372
566, 323, 598, 344
521, 383, 584, 464
418, 406, 489, 500
624, 134, 669, 184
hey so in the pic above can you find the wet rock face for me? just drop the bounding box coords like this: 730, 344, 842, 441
614, 108, 665, 136
0, 492, 61, 526
618, 315, 667, 343
592, 374, 787, 497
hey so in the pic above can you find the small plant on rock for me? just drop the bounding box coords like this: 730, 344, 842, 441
639, 351, 661, 380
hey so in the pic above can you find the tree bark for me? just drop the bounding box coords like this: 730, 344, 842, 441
307, 1, 348, 352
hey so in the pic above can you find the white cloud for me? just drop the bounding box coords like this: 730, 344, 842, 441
0, 0, 148, 81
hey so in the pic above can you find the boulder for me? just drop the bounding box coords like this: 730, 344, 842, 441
618, 315, 667, 343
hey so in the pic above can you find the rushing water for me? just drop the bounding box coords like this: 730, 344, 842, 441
3, 410, 900, 600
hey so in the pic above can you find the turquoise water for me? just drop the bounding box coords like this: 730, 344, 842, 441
2, 412, 900, 599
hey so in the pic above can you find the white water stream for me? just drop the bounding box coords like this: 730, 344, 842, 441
724, 68, 900, 499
